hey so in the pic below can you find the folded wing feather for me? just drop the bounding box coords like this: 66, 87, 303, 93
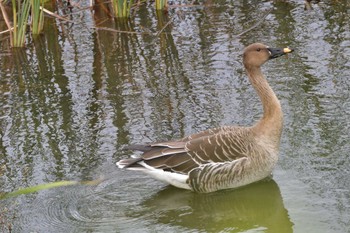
120, 126, 251, 176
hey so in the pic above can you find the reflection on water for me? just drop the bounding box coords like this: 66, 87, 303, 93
0, 0, 350, 232
141, 179, 293, 232
4, 172, 292, 232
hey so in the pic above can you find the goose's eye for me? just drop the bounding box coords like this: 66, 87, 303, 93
257, 48, 261, 52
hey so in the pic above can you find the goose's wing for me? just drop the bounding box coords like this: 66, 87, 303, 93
118, 141, 197, 174
185, 126, 250, 164
118, 126, 251, 175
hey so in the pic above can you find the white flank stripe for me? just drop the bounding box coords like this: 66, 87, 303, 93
116, 161, 126, 169
131, 161, 191, 190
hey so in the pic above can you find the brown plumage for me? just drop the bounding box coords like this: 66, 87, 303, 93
117, 43, 294, 193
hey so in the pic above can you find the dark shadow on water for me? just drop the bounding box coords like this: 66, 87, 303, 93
140, 179, 293, 232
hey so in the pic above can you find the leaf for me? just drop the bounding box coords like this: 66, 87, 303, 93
0, 179, 102, 200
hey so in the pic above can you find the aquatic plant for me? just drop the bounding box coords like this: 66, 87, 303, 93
111, 0, 134, 18
0, 0, 45, 47
4, 0, 30, 47
155, 0, 167, 11
0, 0, 43, 47
0, 0, 171, 48
31, 0, 44, 35
0, 179, 102, 200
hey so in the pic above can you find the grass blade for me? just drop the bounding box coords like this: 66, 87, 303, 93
10, 0, 31, 47
0, 179, 102, 200
31, 0, 44, 35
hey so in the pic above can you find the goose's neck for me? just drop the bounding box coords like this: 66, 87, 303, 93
246, 66, 283, 143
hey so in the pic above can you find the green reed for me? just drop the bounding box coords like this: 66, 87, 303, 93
155, 0, 167, 10
11, 0, 31, 47
111, 0, 134, 18
31, 0, 44, 35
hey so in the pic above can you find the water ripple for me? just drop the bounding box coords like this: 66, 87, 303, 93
15, 172, 160, 232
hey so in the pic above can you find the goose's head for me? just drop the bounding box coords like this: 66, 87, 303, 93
243, 43, 293, 68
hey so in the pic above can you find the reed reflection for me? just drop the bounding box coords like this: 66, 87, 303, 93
141, 179, 293, 232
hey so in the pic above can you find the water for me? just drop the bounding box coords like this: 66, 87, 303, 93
0, 0, 349, 232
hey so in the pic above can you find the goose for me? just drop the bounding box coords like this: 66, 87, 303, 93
117, 43, 294, 193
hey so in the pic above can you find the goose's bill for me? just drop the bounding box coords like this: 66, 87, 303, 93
268, 47, 294, 59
